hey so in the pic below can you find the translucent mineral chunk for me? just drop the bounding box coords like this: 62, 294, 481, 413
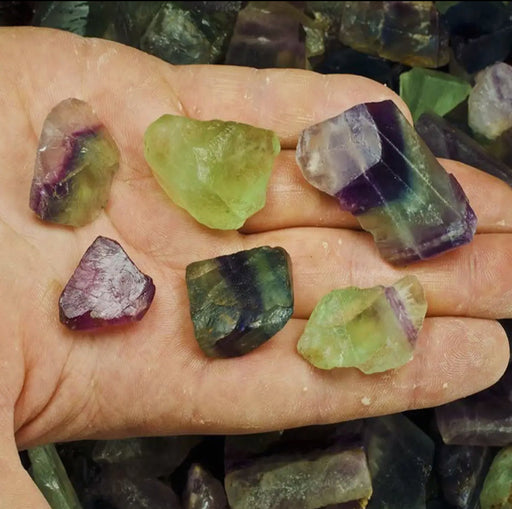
296, 100, 477, 265
297, 276, 427, 374
469, 63, 512, 140
479, 447, 512, 509
339, 1, 449, 68
186, 246, 293, 358
59, 236, 155, 330
29, 98, 119, 227
144, 115, 280, 230
184, 463, 228, 509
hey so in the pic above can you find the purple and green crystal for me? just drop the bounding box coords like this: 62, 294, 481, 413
185, 246, 293, 358
296, 100, 477, 265
29, 98, 119, 227
59, 236, 155, 330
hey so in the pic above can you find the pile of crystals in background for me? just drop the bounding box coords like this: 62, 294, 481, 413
2, 1, 512, 507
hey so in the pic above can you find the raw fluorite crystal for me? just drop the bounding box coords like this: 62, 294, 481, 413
443, 1, 512, 74
92, 436, 201, 478
28, 444, 83, 509
225, 1, 307, 69
296, 100, 477, 265
29, 98, 119, 227
185, 246, 293, 358
399, 68, 471, 122
338, 1, 449, 68
224, 423, 372, 509
144, 115, 280, 230
297, 276, 427, 374
468, 63, 512, 140
364, 414, 435, 509
437, 445, 493, 509
184, 463, 228, 509
435, 356, 512, 446
59, 236, 155, 330
416, 112, 512, 187
479, 447, 512, 509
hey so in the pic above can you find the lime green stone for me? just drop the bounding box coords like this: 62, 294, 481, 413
297, 276, 427, 374
480, 446, 512, 509
400, 68, 471, 122
144, 115, 280, 230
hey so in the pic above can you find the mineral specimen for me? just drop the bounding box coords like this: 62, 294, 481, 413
468, 63, 512, 140
92, 436, 201, 478
184, 463, 228, 509
185, 246, 293, 358
296, 100, 477, 265
29, 98, 120, 227
144, 115, 280, 230
28, 444, 83, 509
399, 68, 471, 122
364, 414, 435, 509
435, 357, 512, 446
225, 1, 307, 69
443, 1, 512, 74
416, 112, 512, 187
224, 423, 372, 509
479, 447, 512, 509
297, 276, 426, 374
338, 1, 449, 68
437, 444, 494, 509
59, 236, 155, 330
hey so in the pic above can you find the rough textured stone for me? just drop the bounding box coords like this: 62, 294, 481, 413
479, 447, 512, 509
416, 112, 512, 187
144, 115, 280, 230
59, 237, 155, 330
339, 1, 449, 68
297, 276, 426, 374
469, 62, 512, 140
186, 246, 293, 358
29, 98, 120, 227
297, 100, 477, 265
225, 1, 307, 69
28, 444, 83, 509
184, 463, 228, 509
365, 414, 435, 509
399, 67, 471, 121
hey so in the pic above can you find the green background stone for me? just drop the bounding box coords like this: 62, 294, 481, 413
144, 115, 280, 230
480, 446, 512, 509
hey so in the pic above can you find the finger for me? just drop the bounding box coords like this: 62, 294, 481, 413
241, 154, 512, 234
244, 228, 512, 319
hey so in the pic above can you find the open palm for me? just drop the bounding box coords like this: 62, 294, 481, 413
0, 27, 511, 506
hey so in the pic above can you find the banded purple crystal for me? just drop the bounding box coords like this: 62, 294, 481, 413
59, 236, 155, 330
29, 98, 119, 227
296, 100, 477, 265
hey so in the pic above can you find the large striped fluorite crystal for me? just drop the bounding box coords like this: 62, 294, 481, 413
296, 100, 477, 265
29, 98, 119, 227
185, 246, 293, 358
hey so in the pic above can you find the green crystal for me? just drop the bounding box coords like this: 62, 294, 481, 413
144, 115, 280, 230
480, 446, 512, 509
28, 444, 83, 509
186, 246, 293, 358
400, 68, 471, 122
297, 276, 427, 374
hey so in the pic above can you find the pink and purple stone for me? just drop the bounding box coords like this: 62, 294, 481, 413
29, 98, 119, 227
296, 100, 477, 265
59, 237, 155, 330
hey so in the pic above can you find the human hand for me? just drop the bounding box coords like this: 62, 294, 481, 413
0, 27, 510, 507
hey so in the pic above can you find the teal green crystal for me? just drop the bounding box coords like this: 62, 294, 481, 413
400, 68, 471, 122
28, 444, 83, 509
186, 246, 293, 358
297, 276, 427, 374
480, 446, 512, 509
144, 115, 280, 230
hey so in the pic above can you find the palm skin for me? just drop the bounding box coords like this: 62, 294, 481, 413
0, 27, 511, 506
